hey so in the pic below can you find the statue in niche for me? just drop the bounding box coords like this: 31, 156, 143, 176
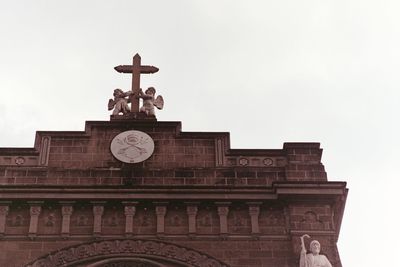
138, 87, 164, 116
108, 88, 133, 115
299, 234, 332, 267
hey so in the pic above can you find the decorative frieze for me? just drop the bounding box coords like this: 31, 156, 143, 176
226, 156, 287, 167
0, 156, 38, 166
26, 239, 229, 267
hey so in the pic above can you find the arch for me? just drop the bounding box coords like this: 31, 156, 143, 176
86, 257, 168, 267
25, 239, 230, 267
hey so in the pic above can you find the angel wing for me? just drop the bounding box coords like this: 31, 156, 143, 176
108, 99, 115, 110
154, 95, 164, 110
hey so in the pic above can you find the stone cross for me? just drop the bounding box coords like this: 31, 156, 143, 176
114, 53, 159, 112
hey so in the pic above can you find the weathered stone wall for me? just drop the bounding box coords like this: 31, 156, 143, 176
0, 120, 346, 267
0, 121, 327, 187
0, 199, 344, 267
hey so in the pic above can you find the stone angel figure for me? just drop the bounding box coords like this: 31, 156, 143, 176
138, 87, 164, 116
299, 234, 332, 267
108, 88, 133, 115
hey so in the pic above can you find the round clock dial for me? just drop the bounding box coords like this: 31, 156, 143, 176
110, 130, 154, 163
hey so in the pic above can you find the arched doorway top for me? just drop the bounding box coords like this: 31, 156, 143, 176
25, 239, 230, 267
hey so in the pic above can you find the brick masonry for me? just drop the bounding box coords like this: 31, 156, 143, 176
0, 119, 347, 267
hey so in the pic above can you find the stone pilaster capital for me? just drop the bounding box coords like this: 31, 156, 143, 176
0, 206, 9, 216
93, 206, 104, 216
217, 206, 229, 216
62, 206, 74, 216
124, 205, 137, 216
29, 205, 42, 216
249, 206, 260, 216
0, 202, 11, 216
91, 201, 106, 216
155, 206, 167, 216
215, 202, 230, 216
186, 205, 198, 216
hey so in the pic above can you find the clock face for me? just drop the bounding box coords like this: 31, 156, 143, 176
110, 130, 154, 163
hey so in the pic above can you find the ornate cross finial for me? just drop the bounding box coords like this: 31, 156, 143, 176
114, 53, 159, 112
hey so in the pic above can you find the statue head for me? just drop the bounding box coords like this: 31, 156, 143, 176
310, 240, 321, 255
145, 87, 156, 95
113, 88, 124, 97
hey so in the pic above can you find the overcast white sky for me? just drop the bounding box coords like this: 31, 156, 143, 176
1, 1, 399, 266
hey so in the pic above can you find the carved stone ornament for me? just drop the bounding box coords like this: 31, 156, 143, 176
300, 235, 333, 267
263, 158, 274, 166
110, 130, 155, 163
15, 157, 25, 165
25, 239, 230, 267
111, 53, 164, 118
238, 158, 249, 166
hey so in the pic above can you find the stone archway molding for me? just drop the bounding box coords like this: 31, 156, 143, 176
86, 256, 167, 267
25, 238, 230, 267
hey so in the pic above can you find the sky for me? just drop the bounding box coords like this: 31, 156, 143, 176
0, 1, 399, 266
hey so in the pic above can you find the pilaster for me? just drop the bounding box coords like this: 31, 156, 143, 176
154, 202, 168, 237
185, 202, 199, 235
123, 201, 138, 237
216, 202, 230, 236
60, 201, 74, 238
28, 201, 43, 239
0, 201, 11, 237
92, 201, 106, 236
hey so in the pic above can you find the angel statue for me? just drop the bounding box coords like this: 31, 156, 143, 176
299, 234, 332, 267
108, 89, 133, 115
138, 87, 164, 116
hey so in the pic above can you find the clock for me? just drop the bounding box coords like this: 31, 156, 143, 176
110, 130, 155, 163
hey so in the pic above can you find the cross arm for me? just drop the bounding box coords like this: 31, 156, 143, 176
114, 65, 159, 74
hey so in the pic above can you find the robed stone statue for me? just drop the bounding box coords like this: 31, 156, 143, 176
299, 234, 332, 267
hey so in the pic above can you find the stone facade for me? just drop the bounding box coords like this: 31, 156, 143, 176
0, 119, 347, 267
